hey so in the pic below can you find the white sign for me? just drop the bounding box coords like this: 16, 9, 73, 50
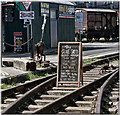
20, 11, 34, 19
22, 1, 32, 11
24, 19, 31, 25
76, 11, 83, 30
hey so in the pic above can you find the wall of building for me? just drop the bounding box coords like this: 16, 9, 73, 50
3, 2, 27, 52
32, 2, 75, 49
58, 18, 75, 42
32, 2, 51, 50
3, 2, 75, 52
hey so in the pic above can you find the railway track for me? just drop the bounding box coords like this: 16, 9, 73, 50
1, 55, 119, 114
1, 73, 57, 109
96, 70, 119, 114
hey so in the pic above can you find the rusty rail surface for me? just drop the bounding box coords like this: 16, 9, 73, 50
96, 69, 118, 113
2, 54, 118, 97
33, 69, 118, 114
2, 76, 56, 114
2, 73, 57, 97
1, 54, 118, 114
83, 53, 118, 72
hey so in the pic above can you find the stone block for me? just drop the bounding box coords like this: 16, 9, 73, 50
3, 61, 13, 67
13, 59, 36, 71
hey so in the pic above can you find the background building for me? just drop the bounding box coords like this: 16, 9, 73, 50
1, 1, 75, 52
75, 1, 119, 9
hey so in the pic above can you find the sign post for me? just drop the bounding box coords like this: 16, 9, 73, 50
57, 42, 83, 87
30, 4, 34, 59
20, 2, 34, 56
76, 11, 83, 85
76, 11, 83, 42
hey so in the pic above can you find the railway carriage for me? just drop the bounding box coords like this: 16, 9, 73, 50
75, 8, 118, 41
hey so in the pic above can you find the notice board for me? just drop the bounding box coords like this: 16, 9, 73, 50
57, 42, 83, 87
14, 32, 23, 52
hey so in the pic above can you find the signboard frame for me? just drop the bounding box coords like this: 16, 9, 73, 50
57, 42, 83, 87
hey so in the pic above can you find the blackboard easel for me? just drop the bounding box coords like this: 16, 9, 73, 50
57, 42, 83, 87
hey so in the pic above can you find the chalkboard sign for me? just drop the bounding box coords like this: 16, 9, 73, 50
57, 42, 83, 87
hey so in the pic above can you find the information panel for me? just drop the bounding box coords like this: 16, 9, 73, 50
41, 3, 49, 17
76, 11, 83, 30
59, 5, 74, 18
57, 42, 83, 87
14, 32, 22, 52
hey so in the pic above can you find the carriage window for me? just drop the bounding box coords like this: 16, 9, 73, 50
88, 13, 95, 21
95, 14, 102, 21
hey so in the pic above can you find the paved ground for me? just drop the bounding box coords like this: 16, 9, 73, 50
1, 42, 119, 78
46, 42, 119, 64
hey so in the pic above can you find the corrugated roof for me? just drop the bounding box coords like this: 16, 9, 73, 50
39, 0, 74, 5
81, 8, 116, 13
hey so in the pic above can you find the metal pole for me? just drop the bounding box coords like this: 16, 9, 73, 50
27, 25, 29, 52
79, 29, 81, 42
0, 2, 2, 67
30, 4, 34, 59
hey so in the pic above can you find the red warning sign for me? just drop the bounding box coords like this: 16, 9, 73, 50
22, 1, 32, 11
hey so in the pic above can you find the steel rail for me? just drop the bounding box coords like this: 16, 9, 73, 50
2, 76, 56, 114
96, 69, 118, 113
1, 54, 118, 113
2, 73, 57, 98
2, 69, 118, 114
33, 69, 118, 114
83, 54, 118, 72
2, 54, 118, 97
